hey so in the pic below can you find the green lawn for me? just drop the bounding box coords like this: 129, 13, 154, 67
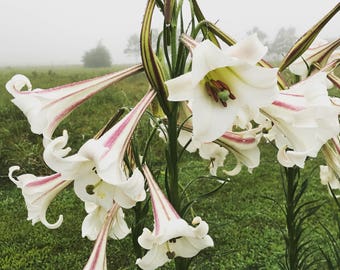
0, 66, 337, 269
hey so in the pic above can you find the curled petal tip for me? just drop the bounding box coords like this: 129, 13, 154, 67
6, 74, 32, 95
8, 166, 21, 185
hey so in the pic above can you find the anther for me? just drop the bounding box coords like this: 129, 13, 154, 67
86, 185, 95, 195
166, 251, 176, 259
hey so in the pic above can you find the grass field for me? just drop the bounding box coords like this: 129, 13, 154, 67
0, 66, 338, 269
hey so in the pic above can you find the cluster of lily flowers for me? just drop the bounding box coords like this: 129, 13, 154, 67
5, 13, 340, 270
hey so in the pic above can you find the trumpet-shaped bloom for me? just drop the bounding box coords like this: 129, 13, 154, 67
136, 165, 213, 270
259, 72, 339, 168
83, 203, 124, 270
82, 202, 130, 241
166, 35, 278, 143
43, 90, 156, 209
8, 166, 72, 229
6, 65, 142, 142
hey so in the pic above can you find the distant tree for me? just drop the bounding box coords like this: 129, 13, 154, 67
247, 26, 268, 45
267, 27, 297, 61
82, 42, 112, 68
124, 30, 159, 60
124, 33, 140, 57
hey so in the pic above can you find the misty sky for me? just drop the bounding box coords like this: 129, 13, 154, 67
0, 0, 339, 66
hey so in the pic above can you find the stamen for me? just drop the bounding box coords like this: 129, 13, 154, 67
205, 82, 219, 102
165, 241, 176, 259
166, 251, 176, 259
204, 78, 236, 107
86, 185, 95, 195
85, 180, 102, 195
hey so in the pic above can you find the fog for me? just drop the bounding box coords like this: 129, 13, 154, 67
0, 0, 338, 66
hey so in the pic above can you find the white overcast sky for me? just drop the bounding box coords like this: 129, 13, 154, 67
0, 0, 339, 66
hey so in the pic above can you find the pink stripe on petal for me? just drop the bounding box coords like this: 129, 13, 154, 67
26, 173, 62, 187
20, 65, 143, 95
272, 100, 305, 111
143, 165, 180, 235
46, 87, 107, 137
84, 204, 119, 270
280, 92, 304, 97
98, 91, 155, 160
31, 180, 69, 205
222, 132, 256, 144
103, 112, 135, 148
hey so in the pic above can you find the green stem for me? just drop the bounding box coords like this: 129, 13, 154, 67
285, 166, 299, 270
166, 102, 180, 212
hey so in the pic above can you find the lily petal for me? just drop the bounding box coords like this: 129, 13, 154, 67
83, 203, 122, 270
43, 91, 155, 208
8, 166, 71, 229
6, 65, 143, 141
260, 72, 339, 167
82, 202, 130, 241
136, 165, 213, 270
166, 36, 278, 143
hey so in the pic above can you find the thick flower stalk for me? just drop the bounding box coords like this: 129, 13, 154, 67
259, 72, 339, 168
5, 64, 143, 143
136, 165, 213, 270
8, 166, 72, 229
43, 90, 156, 210
165, 34, 278, 144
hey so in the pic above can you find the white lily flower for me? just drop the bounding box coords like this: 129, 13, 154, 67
43, 91, 156, 209
8, 166, 72, 229
166, 34, 278, 143
5, 64, 143, 143
83, 203, 123, 270
136, 165, 213, 270
82, 201, 130, 241
259, 72, 339, 168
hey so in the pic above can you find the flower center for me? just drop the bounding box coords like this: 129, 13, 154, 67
204, 79, 236, 107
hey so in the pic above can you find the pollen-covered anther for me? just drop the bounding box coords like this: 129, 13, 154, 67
86, 185, 95, 195
205, 79, 236, 107
166, 251, 176, 259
